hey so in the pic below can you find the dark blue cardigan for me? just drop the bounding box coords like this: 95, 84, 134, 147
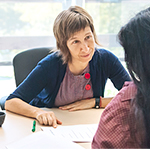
7, 48, 131, 107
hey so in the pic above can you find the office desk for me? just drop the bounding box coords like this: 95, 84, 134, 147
0, 108, 104, 149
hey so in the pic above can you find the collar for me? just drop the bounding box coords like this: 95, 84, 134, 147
121, 81, 137, 102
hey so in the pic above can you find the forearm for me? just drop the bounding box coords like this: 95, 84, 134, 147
101, 97, 113, 108
5, 98, 42, 118
5, 98, 62, 127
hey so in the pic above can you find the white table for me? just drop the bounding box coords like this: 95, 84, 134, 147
0, 108, 104, 149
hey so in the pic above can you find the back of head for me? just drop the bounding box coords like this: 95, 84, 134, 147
53, 6, 99, 63
118, 7, 150, 147
118, 7, 150, 82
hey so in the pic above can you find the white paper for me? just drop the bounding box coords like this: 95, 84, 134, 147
6, 131, 84, 149
41, 124, 98, 142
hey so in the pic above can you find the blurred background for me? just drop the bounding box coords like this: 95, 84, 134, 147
0, 0, 149, 98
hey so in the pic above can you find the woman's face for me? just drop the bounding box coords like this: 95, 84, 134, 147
67, 26, 95, 65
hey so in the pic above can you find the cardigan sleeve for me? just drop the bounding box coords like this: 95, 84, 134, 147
102, 50, 131, 90
6, 52, 66, 107
6, 60, 49, 103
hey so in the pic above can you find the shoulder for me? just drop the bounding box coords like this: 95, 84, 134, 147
39, 52, 62, 65
101, 81, 137, 135
37, 52, 64, 69
119, 81, 137, 102
92, 47, 118, 64
92, 81, 137, 148
91, 48, 122, 73
105, 81, 136, 114
95, 47, 117, 57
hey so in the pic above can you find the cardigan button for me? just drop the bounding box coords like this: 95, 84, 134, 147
85, 84, 91, 90
84, 73, 90, 79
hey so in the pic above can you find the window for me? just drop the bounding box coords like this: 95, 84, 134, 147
0, 0, 149, 97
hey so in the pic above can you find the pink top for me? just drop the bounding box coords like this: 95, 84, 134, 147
54, 64, 93, 107
92, 81, 146, 148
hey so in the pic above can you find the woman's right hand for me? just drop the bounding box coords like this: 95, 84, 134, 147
36, 110, 62, 128
5, 98, 62, 128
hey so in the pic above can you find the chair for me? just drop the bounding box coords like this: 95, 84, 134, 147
13, 47, 53, 87
0, 47, 53, 110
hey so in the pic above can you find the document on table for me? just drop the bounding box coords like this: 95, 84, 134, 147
6, 131, 84, 149
41, 124, 98, 143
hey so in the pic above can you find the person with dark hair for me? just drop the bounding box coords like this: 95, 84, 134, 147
92, 7, 150, 148
5, 6, 130, 128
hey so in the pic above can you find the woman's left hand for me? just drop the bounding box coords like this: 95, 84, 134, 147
59, 98, 95, 111
59, 97, 113, 111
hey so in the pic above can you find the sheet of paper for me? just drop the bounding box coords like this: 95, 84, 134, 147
6, 131, 84, 149
41, 124, 98, 142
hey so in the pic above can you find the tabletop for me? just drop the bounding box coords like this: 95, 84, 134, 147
0, 108, 104, 149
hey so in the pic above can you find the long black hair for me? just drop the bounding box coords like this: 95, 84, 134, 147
118, 7, 150, 147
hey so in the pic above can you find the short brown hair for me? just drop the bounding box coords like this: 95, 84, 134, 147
53, 6, 100, 64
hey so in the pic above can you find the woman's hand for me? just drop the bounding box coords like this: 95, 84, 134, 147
5, 98, 62, 128
101, 97, 113, 108
59, 98, 95, 111
36, 110, 62, 128
59, 97, 113, 111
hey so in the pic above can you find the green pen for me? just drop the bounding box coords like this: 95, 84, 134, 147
32, 120, 36, 132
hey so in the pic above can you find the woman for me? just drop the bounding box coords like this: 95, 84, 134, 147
92, 7, 150, 148
5, 6, 130, 127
